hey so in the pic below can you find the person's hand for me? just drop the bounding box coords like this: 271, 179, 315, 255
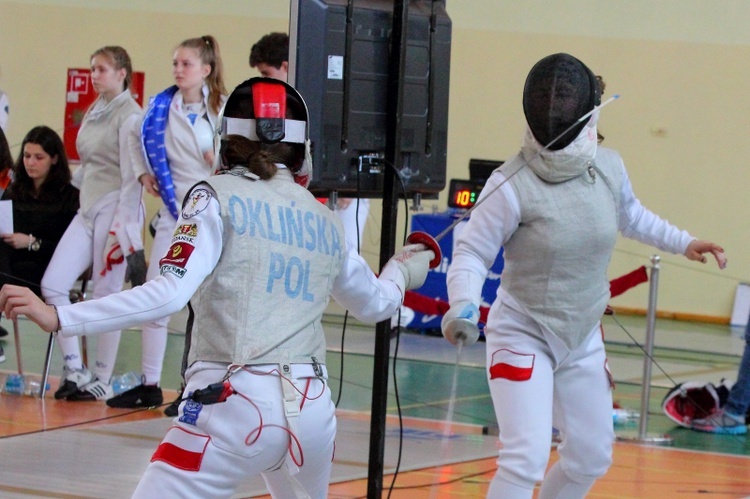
381, 244, 435, 292
139, 173, 160, 197
0, 284, 59, 333
684, 240, 727, 269
441, 301, 481, 346
101, 231, 124, 276
203, 149, 215, 169
2, 233, 33, 250
336, 198, 353, 210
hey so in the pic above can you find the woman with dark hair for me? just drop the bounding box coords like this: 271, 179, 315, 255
0, 126, 79, 327
40, 45, 144, 402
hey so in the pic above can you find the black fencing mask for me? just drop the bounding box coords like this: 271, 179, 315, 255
523, 53, 601, 150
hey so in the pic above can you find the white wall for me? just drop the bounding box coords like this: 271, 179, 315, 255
1, 0, 747, 319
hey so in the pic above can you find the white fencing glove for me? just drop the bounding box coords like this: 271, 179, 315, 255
380, 244, 435, 294
441, 300, 480, 346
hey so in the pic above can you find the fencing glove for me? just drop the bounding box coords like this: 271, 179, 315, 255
125, 249, 148, 287
441, 301, 480, 346
380, 244, 435, 295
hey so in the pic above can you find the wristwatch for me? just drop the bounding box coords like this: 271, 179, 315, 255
31, 238, 41, 251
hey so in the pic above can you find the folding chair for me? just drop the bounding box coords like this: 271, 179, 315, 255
12, 317, 23, 376
40, 268, 91, 398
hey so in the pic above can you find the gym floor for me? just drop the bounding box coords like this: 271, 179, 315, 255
0, 308, 749, 497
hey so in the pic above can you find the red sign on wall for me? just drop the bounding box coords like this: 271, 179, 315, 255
63, 68, 145, 162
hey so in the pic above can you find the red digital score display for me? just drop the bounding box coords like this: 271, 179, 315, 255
448, 179, 484, 209
453, 188, 477, 208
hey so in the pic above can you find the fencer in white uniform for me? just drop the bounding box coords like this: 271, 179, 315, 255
111, 35, 228, 410
0, 77, 435, 498
41, 46, 144, 401
441, 53, 726, 499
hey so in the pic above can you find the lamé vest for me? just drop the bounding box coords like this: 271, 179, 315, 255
187, 169, 346, 367
77, 91, 141, 214
501, 147, 624, 350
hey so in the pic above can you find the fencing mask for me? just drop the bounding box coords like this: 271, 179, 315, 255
523, 53, 601, 150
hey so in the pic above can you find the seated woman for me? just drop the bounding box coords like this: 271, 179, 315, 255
0, 126, 79, 344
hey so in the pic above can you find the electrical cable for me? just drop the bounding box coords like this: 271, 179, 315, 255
607, 309, 750, 447
0, 403, 171, 440
326, 361, 494, 426
387, 309, 404, 499
614, 247, 737, 282
379, 156, 420, 497
334, 309, 348, 407
0, 270, 83, 301
334, 153, 363, 408
429, 94, 619, 246
0, 270, 185, 339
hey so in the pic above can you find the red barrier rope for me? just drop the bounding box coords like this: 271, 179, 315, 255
609, 265, 648, 299
403, 265, 649, 324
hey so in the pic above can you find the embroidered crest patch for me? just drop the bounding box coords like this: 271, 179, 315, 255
172, 223, 199, 244
182, 188, 212, 219
160, 242, 195, 278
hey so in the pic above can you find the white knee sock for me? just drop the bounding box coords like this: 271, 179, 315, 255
56, 335, 83, 370
141, 322, 169, 385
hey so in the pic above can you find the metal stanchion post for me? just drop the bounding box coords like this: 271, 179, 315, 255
617, 255, 673, 445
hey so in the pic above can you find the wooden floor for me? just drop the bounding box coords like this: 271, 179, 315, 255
1, 312, 750, 498
1, 386, 748, 498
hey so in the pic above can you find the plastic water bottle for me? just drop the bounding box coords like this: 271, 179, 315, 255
24, 378, 51, 396
112, 371, 141, 394
4, 374, 25, 395
613, 407, 639, 426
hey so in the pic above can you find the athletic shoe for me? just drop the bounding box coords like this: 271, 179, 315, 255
692, 409, 748, 435
163, 384, 185, 417
0, 325, 8, 338
66, 378, 114, 402
107, 384, 164, 409
54, 367, 92, 400
0, 344, 5, 363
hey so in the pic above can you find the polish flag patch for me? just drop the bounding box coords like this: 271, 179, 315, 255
489, 349, 535, 381
151, 426, 210, 471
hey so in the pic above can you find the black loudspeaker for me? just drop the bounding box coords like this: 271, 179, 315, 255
289, 0, 451, 199
469, 158, 504, 183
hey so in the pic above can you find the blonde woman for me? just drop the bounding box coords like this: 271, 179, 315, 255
108, 35, 228, 411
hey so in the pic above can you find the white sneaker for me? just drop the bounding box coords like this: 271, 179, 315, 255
67, 377, 114, 402
54, 367, 92, 400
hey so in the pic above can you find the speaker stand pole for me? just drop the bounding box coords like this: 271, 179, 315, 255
367, 1, 409, 497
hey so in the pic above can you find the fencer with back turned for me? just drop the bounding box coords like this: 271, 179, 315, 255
0, 77, 434, 499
